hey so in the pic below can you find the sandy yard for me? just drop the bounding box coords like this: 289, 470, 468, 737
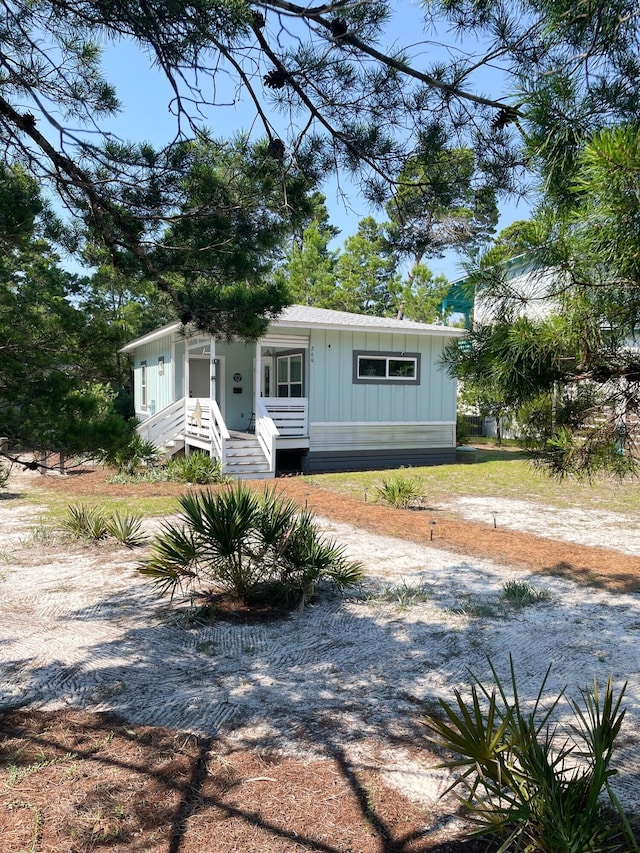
1, 465, 639, 851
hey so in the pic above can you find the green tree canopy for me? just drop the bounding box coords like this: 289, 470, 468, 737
446, 124, 640, 475
0, 166, 134, 463
332, 218, 399, 315
3, 0, 638, 333
385, 146, 498, 266
279, 208, 457, 325
279, 222, 340, 308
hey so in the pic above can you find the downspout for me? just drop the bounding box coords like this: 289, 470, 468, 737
209, 336, 216, 404
170, 335, 176, 400
255, 340, 263, 418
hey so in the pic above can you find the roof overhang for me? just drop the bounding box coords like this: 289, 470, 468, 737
121, 314, 466, 353
272, 316, 466, 338
120, 321, 182, 353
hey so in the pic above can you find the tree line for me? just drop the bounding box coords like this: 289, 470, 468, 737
1, 0, 640, 475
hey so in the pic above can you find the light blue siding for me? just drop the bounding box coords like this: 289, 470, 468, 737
174, 340, 185, 399
130, 321, 457, 436
308, 328, 455, 424
133, 337, 174, 416
215, 340, 255, 432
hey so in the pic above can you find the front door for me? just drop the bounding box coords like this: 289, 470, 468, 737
189, 357, 225, 416
188, 358, 209, 398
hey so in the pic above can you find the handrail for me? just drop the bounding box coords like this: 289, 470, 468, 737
137, 398, 185, 447
185, 397, 230, 468
255, 398, 278, 474
210, 399, 229, 470
140, 397, 236, 471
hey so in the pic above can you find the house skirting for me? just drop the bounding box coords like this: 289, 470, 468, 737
298, 421, 456, 472
302, 447, 456, 473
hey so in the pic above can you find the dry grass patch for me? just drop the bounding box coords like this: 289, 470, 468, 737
1, 709, 481, 853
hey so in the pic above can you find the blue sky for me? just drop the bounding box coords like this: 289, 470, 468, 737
95, 7, 532, 283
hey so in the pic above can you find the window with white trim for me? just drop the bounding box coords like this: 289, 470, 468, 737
140, 360, 148, 408
353, 351, 420, 385
276, 352, 303, 397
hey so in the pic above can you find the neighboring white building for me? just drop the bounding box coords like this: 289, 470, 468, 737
473, 256, 564, 327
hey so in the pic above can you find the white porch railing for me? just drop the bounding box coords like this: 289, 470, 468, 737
185, 398, 230, 468
137, 398, 185, 448
263, 398, 308, 437
210, 400, 229, 469
256, 398, 278, 474
138, 394, 300, 477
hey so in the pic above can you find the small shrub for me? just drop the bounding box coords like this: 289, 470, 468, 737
62, 504, 109, 542
449, 597, 501, 619
26, 520, 56, 545
373, 474, 422, 508
105, 511, 148, 548
62, 505, 148, 548
501, 579, 550, 608
371, 580, 432, 608
425, 656, 638, 853
0, 461, 10, 489
140, 482, 363, 608
167, 451, 230, 484
456, 413, 470, 445
98, 435, 159, 476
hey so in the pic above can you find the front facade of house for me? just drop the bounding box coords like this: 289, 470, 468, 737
122, 305, 464, 478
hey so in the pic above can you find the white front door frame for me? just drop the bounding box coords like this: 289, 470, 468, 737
188, 354, 226, 418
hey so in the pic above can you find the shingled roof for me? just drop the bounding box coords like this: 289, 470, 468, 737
122, 304, 464, 351
274, 305, 464, 336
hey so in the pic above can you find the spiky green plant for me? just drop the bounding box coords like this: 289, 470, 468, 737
61, 504, 108, 542
108, 467, 170, 484
275, 508, 364, 605
105, 511, 148, 548
501, 579, 550, 608
98, 434, 159, 476
140, 482, 363, 607
425, 657, 637, 853
373, 580, 432, 608
167, 451, 230, 484
373, 474, 422, 508
0, 461, 10, 489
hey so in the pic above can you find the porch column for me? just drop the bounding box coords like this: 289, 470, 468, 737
209, 336, 216, 403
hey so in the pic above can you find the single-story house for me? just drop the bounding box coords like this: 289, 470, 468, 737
121, 305, 465, 478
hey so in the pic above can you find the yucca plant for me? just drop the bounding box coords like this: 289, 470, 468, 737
425, 657, 637, 853
140, 482, 363, 607
105, 511, 148, 548
373, 474, 422, 508
61, 504, 109, 542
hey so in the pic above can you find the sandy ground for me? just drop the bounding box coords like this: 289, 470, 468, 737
1, 469, 639, 828
448, 495, 640, 556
